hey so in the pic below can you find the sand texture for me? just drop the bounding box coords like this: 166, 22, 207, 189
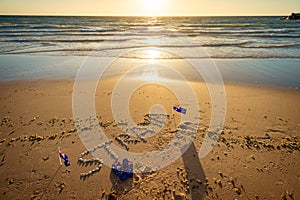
0, 78, 299, 200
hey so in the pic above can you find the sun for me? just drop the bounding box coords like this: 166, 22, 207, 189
140, 0, 165, 16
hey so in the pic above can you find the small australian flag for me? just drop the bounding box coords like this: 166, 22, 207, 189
173, 104, 187, 114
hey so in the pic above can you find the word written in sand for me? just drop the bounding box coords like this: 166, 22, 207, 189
78, 140, 117, 179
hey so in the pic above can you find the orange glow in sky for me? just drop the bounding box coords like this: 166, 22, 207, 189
139, 0, 167, 16
0, 0, 299, 16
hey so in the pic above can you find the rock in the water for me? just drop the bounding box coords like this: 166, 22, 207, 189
281, 13, 300, 20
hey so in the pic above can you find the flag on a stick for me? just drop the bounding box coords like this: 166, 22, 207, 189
58, 148, 70, 167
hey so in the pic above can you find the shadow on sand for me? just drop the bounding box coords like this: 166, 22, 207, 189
39, 165, 62, 200
182, 142, 206, 200
109, 170, 133, 199
108, 142, 206, 200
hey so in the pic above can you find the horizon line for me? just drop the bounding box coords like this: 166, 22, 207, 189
0, 14, 289, 17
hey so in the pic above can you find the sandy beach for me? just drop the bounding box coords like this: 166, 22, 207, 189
0, 64, 299, 200
1, 3, 300, 199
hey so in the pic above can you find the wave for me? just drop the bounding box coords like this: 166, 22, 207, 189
179, 23, 269, 28
0, 28, 121, 33
178, 29, 300, 38
179, 28, 294, 34
240, 42, 300, 48
1, 16, 300, 59
1, 34, 299, 50
1, 31, 299, 40
5, 49, 300, 59
0, 38, 135, 43
0, 33, 116, 38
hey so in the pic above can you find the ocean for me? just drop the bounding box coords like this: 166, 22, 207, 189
0, 16, 299, 58
0, 16, 299, 87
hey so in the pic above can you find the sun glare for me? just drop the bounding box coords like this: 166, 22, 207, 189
144, 49, 161, 63
146, 49, 161, 59
140, 0, 165, 16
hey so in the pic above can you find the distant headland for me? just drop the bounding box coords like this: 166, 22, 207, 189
281, 12, 300, 20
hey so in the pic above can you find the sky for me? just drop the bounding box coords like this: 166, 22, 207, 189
0, 0, 299, 16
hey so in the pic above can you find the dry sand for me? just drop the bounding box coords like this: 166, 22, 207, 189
0, 77, 299, 200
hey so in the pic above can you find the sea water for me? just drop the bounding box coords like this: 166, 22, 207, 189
0, 16, 299, 87
0, 16, 299, 58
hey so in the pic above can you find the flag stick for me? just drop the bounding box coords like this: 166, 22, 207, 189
172, 105, 177, 130
173, 114, 177, 130
58, 147, 62, 166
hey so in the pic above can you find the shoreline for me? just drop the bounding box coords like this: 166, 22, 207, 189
0, 55, 299, 89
